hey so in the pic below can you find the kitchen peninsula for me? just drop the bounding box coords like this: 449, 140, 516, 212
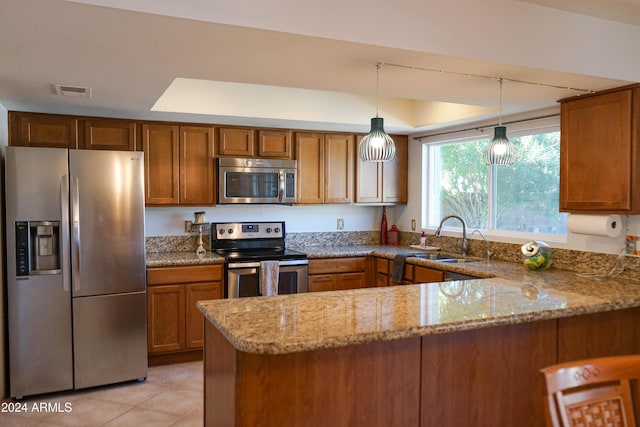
197, 251, 640, 427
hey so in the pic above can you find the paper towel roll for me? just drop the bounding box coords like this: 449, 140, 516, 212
567, 214, 622, 237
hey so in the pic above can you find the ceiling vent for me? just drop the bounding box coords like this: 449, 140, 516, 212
54, 84, 92, 98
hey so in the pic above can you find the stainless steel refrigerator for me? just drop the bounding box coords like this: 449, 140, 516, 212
5, 146, 147, 398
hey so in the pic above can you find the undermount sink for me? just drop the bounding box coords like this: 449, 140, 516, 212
412, 253, 479, 263
437, 258, 479, 264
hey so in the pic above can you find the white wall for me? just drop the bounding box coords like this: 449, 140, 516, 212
145, 204, 386, 236
395, 135, 640, 255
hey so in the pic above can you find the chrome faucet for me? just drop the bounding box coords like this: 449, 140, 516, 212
434, 215, 470, 256
471, 229, 493, 261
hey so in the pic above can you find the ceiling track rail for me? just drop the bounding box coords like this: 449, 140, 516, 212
378, 61, 596, 94
414, 113, 559, 141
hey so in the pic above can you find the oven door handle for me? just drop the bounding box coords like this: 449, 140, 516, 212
227, 259, 308, 269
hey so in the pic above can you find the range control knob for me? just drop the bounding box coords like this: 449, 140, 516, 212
219, 229, 225, 235
274, 227, 280, 233
266, 227, 272, 233
228, 228, 234, 235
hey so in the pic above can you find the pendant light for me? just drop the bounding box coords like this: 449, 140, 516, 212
359, 63, 396, 162
482, 78, 516, 165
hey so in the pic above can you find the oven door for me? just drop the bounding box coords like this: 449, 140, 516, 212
227, 260, 308, 298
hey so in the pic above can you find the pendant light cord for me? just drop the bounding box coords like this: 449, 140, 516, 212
375, 62, 381, 118
498, 78, 503, 126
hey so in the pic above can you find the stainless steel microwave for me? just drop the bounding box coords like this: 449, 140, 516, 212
217, 157, 297, 204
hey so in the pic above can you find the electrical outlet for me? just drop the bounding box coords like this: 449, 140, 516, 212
184, 220, 193, 233
337, 218, 344, 230
411, 219, 417, 231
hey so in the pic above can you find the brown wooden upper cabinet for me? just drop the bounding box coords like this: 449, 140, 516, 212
295, 132, 353, 204
355, 134, 408, 205
143, 124, 215, 206
218, 127, 292, 159
9, 111, 78, 148
82, 118, 137, 150
218, 127, 255, 157
9, 112, 139, 151
559, 84, 640, 213
257, 129, 292, 158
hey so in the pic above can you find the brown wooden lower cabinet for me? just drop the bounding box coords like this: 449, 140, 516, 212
421, 319, 557, 427
375, 256, 445, 286
557, 307, 640, 361
205, 325, 421, 427
308, 257, 367, 292
147, 264, 223, 365
204, 307, 640, 427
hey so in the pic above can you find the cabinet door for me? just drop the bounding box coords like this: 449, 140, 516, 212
12, 112, 78, 148
296, 132, 325, 204
413, 266, 444, 283
83, 119, 136, 150
308, 275, 336, 292
355, 135, 383, 203
336, 272, 366, 290
560, 89, 638, 213
142, 124, 180, 205
382, 135, 408, 204
218, 127, 255, 157
185, 282, 222, 349
180, 126, 215, 205
325, 134, 353, 204
258, 130, 292, 158
375, 257, 390, 287
147, 285, 185, 353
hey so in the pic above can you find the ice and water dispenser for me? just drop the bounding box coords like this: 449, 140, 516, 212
15, 221, 61, 276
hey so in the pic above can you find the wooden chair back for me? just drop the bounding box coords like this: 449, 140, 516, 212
541, 354, 640, 427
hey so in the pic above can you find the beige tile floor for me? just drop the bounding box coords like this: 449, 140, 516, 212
0, 361, 203, 427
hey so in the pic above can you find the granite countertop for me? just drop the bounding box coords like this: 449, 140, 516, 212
146, 251, 225, 267
197, 244, 640, 355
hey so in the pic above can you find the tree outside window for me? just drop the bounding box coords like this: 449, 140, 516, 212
427, 130, 567, 235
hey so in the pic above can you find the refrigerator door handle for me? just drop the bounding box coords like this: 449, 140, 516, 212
71, 175, 81, 292
61, 175, 71, 292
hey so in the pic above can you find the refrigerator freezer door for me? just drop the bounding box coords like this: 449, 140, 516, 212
8, 275, 73, 397
5, 147, 73, 397
73, 292, 148, 389
69, 150, 146, 296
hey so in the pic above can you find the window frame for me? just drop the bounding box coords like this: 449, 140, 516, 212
421, 116, 567, 243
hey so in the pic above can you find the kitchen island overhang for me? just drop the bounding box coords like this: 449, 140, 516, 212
198, 272, 640, 427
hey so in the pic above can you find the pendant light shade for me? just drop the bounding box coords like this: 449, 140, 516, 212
359, 63, 396, 162
482, 78, 516, 166
482, 126, 516, 165
359, 117, 396, 162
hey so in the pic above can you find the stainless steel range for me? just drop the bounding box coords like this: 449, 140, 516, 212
211, 221, 308, 298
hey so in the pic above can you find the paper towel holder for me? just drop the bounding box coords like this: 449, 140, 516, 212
567, 214, 623, 238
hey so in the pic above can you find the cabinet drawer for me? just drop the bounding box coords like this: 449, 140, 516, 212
376, 258, 389, 274
413, 266, 444, 283
147, 264, 223, 285
309, 257, 366, 275
308, 275, 337, 292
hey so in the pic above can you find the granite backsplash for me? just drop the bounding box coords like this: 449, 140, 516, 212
146, 230, 639, 278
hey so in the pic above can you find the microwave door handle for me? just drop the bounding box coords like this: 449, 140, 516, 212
278, 171, 285, 202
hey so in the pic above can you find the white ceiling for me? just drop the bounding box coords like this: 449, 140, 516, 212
0, 0, 638, 135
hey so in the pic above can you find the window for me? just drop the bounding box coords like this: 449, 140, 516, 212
423, 119, 567, 236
